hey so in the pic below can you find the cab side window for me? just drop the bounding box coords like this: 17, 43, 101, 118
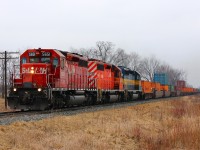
21, 58, 26, 64
136, 75, 141, 80
53, 58, 59, 68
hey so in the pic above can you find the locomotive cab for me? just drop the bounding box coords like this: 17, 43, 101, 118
17, 49, 63, 88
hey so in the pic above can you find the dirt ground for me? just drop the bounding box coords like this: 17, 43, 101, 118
0, 95, 200, 149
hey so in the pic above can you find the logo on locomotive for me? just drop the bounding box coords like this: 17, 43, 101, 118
22, 67, 47, 74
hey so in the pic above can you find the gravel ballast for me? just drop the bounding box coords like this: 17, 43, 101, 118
0, 97, 181, 125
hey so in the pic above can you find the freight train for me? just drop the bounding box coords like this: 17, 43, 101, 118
7, 48, 198, 110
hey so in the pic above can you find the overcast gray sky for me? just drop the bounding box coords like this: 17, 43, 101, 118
0, 0, 199, 87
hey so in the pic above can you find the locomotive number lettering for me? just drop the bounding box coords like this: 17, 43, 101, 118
41, 52, 51, 57
29, 52, 36, 57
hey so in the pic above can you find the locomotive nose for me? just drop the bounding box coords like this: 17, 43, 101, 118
22, 63, 49, 88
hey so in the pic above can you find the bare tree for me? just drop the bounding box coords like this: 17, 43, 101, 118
70, 41, 115, 62
109, 48, 129, 66
79, 48, 95, 59
70, 47, 95, 58
69, 47, 78, 53
127, 52, 141, 72
139, 56, 160, 81
7, 55, 20, 85
93, 41, 115, 62
170, 69, 186, 85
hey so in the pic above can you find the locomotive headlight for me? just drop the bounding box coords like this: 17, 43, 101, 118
38, 88, 42, 92
13, 88, 17, 92
30, 67, 34, 74
31, 70, 34, 74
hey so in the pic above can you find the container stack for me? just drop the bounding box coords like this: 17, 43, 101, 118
176, 80, 186, 88
176, 80, 186, 91
153, 73, 169, 85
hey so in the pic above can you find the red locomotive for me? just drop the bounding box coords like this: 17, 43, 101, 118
8, 48, 90, 110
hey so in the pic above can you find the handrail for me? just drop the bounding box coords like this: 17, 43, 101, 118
47, 65, 61, 88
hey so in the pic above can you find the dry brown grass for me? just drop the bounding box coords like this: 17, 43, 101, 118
0, 98, 9, 112
0, 95, 200, 149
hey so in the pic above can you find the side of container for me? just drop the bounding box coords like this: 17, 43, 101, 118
176, 80, 186, 88
153, 73, 169, 85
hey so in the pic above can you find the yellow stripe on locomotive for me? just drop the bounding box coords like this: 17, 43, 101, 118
118, 66, 141, 91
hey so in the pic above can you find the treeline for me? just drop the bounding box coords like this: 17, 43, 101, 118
71, 41, 186, 86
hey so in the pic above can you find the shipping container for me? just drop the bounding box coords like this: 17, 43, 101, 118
176, 80, 186, 88
153, 73, 169, 85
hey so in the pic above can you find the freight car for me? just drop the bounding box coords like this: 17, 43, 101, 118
141, 81, 198, 99
7, 48, 198, 110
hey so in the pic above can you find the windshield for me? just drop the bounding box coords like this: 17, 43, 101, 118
41, 57, 50, 63
30, 58, 39, 63
29, 57, 50, 63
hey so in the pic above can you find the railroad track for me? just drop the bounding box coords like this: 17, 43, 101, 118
0, 105, 93, 119
0, 95, 194, 125
0, 110, 37, 118
0, 99, 146, 118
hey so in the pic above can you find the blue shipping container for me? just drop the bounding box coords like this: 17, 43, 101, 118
153, 73, 169, 85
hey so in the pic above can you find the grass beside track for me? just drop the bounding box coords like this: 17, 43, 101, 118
0, 95, 200, 149
0, 98, 9, 112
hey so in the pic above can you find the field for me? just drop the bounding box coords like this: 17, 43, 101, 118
0, 95, 200, 149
